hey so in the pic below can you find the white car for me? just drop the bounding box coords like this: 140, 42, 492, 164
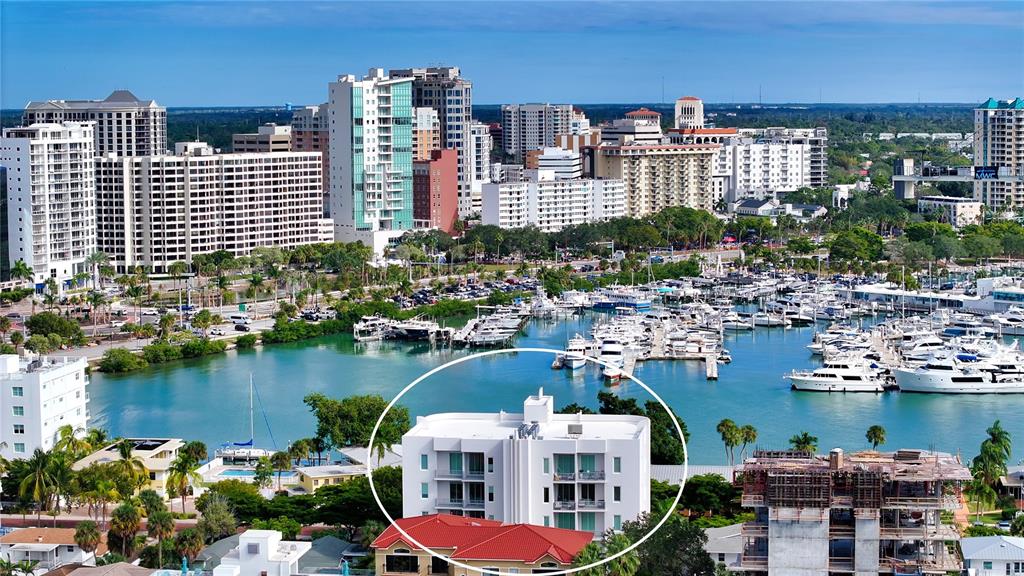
210, 328, 225, 336
110, 320, 126, 328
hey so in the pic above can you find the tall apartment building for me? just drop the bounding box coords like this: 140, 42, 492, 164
23, 90, 166, 157
0, 122, 97, 286
599, 110, 664, 146
95, 142, 328, 274
413, 149, 458, 234
737, 127, 829, 188
389, 68, 475, 216
0, 354, 89, 460
735, 448, 970, 575
470, 121, 493, 203
232, 123, 292, 152
328, 69, 414, 255
587, 143, 720, 216
674, 96, 705, 129
556, 111, 602, 156
412, 107, 442, 161
501, 104, 575, 163
482, 170, 625, 232
403, 389, 650, 535
974, 97, 1024, 208
290, 103, 330, 216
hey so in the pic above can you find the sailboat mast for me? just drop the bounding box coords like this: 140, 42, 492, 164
249, 374, 255, 444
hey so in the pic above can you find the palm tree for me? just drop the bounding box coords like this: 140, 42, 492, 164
111, 439, 148, 493
270, 451, 292, 492
166, 454, 201, 514
110, 501, 141, 556
716, 419, 740, 466
358, 520, 387, 551
982, 420, 1012, 463
174, 528, 204, 563
74, 520, 102, 561
0, 316, 10, 343
88, 291, 107, 337
865, 425, 887, 450
147, 510, 175, 568
12, 560, 38, 576
124, 284, 145, 323
18, 448, 54, 523
91, 480, 120, 528
54, 424, 90, 457
570, 542, 605, 576
739, 424, 758, 461
10, 260, 34, 292
47, 451, 75, 514
157, 314, 176, 341
789, 431, 819, 453
85, 428, 110, 449
85, 251, 111, 290
604, 532, 640, 576
288, 439, 309, 467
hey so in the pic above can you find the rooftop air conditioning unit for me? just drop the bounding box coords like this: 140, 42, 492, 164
568, 423, 583, 437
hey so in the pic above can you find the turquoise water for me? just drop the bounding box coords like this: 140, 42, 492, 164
220, 469, 298, 478
89, 314, 1024, 465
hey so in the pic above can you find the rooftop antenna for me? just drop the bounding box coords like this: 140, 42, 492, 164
759, 84, 762, 106
195, 123, 200, 143
661, 76, 665, 106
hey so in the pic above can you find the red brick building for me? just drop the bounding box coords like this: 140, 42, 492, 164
413, 149, 458, 234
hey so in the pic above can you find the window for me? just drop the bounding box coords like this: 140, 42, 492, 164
613, 486, 621, 502
718, 553, 726, 562
14, 443, 24, 453
12, 406, 23, 416
66, 546, 75, 553
487, 457, 494, 473
543, 516, 550, 527
543, 487, 549, 503
13, 424, 24, 435
12, 387, 23, 397
613, 457, 621, 473
488, 486, 494, 502
421, 483, 429, 499
613, 515, 622, 530
420, 454, 428, 470
543, 457, 549, 474
983, 562, 992, 570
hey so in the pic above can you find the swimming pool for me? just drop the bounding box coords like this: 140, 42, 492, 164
219, 469, 298, 478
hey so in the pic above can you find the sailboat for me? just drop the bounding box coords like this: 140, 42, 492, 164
215, 375, 276, 464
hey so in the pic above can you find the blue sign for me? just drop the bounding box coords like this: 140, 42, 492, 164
975, 166, 998, 180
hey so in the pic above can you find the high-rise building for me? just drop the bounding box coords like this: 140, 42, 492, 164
501, 103, 575, 163
0, 354, 89, 461
328, 69, 415, 255
1, 122, 97, 286
95, 142, 329, 274
599, 109, 664, 146
470, 121, 493, 201
735, 448, 969, 575
738, 127, 829, 188
974, 97, 1024, 208
290, 103, 330, 217
402, 389, 650, 534
674, 96, 704, 129
586, 142, 720, 216
232, 123, 292, 152
23, 90, 166, 157
413, 149, 458, 234
412, 107, 442, 162
482, 169, 625, 232
389, 68, 475, 216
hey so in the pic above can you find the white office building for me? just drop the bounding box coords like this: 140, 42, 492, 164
1, 122, 97, 286
402, 389, 650, 534
212, 530, 312, 576
469, 121, 493, 208
501, 103, 575, 162
328, 69, 415, 256
0, 354, 89, 460
482, 170, 625, 232
23, 90, 166, 157
96, 142, 329, 274
535, 147, 583, 180
674, 96, 705, 129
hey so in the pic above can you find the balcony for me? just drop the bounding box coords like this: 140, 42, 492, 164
740, 522, 768, 537
578, 471, 605, 481
554, 472, 575, 481
577, 499, 605, 510
463, 499, 484, 510
553, 500, 576, 511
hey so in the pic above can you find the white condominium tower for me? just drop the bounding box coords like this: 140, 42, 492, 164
470, 121, 493, 196
328, 69, 414, 256
974, 97, 1024, 209
95, 142, 328, 274
482, 169, 625, 232
501, 103, 575, 163
0, 122, 97, 286
390, 68, 475, 216
403, 389, 650, 535
23, 90, 166, 157
0, 354, 89, 460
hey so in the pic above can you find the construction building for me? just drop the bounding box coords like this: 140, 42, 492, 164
736, 448, 970, 576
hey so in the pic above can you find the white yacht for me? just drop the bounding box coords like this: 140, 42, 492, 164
598, 338, 625, 384
894, 355, 1024, 394
787, 358, 886, 393
985, 306, 1024, 335
564, 335, 589, 371
752, 311, 789, 327
353, 315, 391, 342
391, 317, 440, 341
721, 312, 754, 331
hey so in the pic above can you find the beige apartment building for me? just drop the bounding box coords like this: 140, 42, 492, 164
588, 143, 720, 216
232, 123, 292, 152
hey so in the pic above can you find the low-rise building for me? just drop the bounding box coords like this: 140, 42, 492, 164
211, 529, 311, 576
295, 446, 402, 494
0, 528, 108, 572
73, 438, 184, 495
371, 514, 593, 575
482, 170, 625, 232
0, 354, 89, 460
402, 389, 650, 535
704, 523, 743, 569
231, 123, 292, 153
961, 536, 1024, 576
917, 195, 984, 228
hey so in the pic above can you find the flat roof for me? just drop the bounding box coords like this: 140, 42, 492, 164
407, 412, 648, 441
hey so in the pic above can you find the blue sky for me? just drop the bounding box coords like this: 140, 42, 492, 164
2, 1, 1022, 107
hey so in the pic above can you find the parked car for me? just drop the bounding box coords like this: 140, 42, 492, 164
210, 328, 225, 336
110, 320, 126, 328
997, 520, 1011, 530
234, 324, 252, 332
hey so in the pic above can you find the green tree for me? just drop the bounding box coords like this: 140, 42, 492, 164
196, 493, 237, 542
174, 528, 204, 563
270, 451, 292, 492
253, 456, 274, 489
789, 431, 818, 452
716, 419, 741, 466
18, 448, 53, 524
111, 439, 148, 495
110, 501, 142, 556
303, 393, 411, 462
166, 453, 201, 514
622, 512, 715, 576
866, 425, 886, 450
74, 520, 102, 556
147, 511, 175, 568
10, 259, 34, 286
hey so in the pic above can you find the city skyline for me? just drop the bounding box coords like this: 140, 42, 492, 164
2, 1, 1022, 108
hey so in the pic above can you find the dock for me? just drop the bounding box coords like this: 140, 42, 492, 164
705, 355, 719, 380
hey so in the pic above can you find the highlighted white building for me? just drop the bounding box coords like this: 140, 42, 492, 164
212, 530, 311, 576
917, 195, 984, 228
402, 389, 650, 535
482, 170, 625, 232
0, 354, 89, 460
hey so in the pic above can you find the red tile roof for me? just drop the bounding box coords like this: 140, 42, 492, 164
668, 128, 737, 135
625, 107, 661, 118
371, 514, 593, 565
677, 96, 701, 101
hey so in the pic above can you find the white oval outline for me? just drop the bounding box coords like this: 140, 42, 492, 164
366, 347, 688, 576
